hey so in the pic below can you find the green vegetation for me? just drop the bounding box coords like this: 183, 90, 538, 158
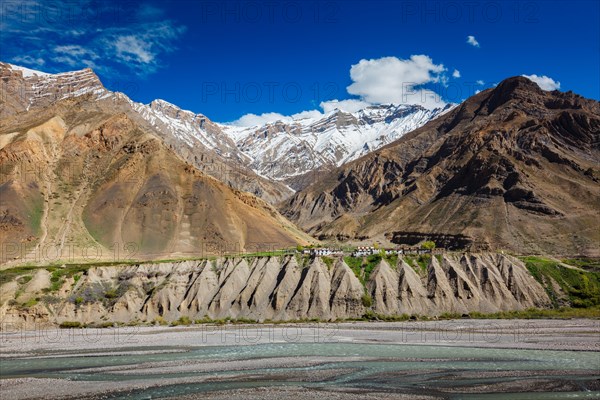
383, 254, 398, 269
87, 322, 116, 329
321, 256, 334, 270
344, 256, 364, 283
344, 254, 383, 285
562, 258, 600, 272
28, 196, 44, 235
45, 265, 90, 292
171, 316, 192, 326
361, 293, 373, 308
420, 241, 436, 250
153, 316, 168, 326
49, 270, 64, 292
364, 255, 381, 282
361, 310, 411, 321
0, 265, 44, 286
522, 256, 600, 308
59, 321, 82, 329
104, 287, 118, 299
404, 255, 430, 276
16, 275, 33, 285
22, 298, 38, 308
238, 249, 294, 259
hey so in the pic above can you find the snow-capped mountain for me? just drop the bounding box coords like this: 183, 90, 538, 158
0, 62, 291, 203
1, 62, 453, 194
0, 62, 108, 116
220, 103, 454, 188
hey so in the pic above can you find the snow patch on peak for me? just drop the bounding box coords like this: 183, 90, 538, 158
6, 63, 51, 77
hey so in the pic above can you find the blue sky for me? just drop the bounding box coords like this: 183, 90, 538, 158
1, 0, 598, 124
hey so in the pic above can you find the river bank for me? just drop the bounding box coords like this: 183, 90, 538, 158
1, 319, 598, 399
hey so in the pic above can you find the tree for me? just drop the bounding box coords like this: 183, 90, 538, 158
421, 241, 436, 250
296, 245, 304, 252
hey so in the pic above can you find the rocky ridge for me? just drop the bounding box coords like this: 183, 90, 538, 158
0, 62, 291, 203
0, 253, 552, 325
1, 62, 452, 195
222, 104, 452, 189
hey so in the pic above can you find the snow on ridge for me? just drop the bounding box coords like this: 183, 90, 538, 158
221, 102, 454, 181
4, 62, 456, 184
7, 63, 51, 77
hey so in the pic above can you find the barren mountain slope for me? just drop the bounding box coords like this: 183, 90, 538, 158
0, 96, 312, 264
281, 77, 600, 256
0, 62, 292, 203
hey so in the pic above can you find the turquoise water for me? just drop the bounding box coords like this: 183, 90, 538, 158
2, 343, 599, 399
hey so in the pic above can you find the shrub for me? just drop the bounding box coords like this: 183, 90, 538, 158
59, 321, 82, 329
361, 293, 373, 308
421, 241, 436, 250
23, 298, 38, 308
321, 256, 334, 270
171, 316, 192, 326
16, 275, 33, 285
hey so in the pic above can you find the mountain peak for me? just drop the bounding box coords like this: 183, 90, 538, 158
0, 62, 107, 117
483, 75, 547, 113
496, 75, 544, 94
2, 62, 51, 77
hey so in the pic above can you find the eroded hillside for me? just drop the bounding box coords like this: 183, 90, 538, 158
0, 253, 558, 326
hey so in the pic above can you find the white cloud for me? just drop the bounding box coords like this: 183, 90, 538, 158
521, 74, 561, 91
231, 112, 290, 127
476, 80, 485, 85
11, 55, 45, 66
346, 55, 446, 104
104, 22, 186, 75
320, 99, 371, 113
231, 110, 324, 127
54, 45, 98, 58
113, 35, 155, 64
51, 45, 99, 67
291, 110, 323, 120
466, 35, 480, 47
229, 54, 451, 125
452, 69, 461, 78
2, 2, 186, 77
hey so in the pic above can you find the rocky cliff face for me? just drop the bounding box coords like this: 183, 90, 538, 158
0, 253, 552, 325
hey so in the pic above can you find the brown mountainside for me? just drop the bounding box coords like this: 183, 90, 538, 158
281, 77, 600, 256
0, 62, 292, 204
0, 96, 312, 265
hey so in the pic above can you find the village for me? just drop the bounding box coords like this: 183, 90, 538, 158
299, 244, 443, 258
